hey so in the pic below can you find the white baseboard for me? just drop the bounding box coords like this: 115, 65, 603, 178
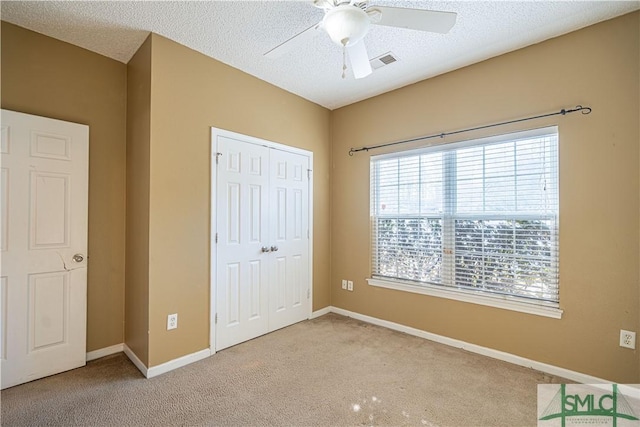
123, 344, 148, 377
86, 343, 124, 362
327, 306, 611, 384
310, 306, 331, 319
123, 344, 211, 379
122, 306, 609, 383
147, 348, 211, 379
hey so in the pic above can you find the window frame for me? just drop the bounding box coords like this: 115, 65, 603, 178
368, 127, 563, 319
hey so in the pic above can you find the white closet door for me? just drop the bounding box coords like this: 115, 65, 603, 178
1, 109, 88, 389
212, 129, 312, 352
268, 148, 310, 331
215, 136, 270, 351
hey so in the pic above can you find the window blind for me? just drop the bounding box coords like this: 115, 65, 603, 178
370, 128, 559, 306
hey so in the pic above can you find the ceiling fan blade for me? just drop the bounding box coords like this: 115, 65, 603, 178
264, 22, 322, 58
370, 7, 457, 34
347, 41, 372, 79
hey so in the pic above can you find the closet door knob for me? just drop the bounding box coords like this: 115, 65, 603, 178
261, 246, 271, 253
270, 246, 279, 252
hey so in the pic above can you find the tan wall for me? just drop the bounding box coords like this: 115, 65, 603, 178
330, 12, 640, 383
146, 34, 331, 366
1, 22, 127, 352
125, 36, 152, 365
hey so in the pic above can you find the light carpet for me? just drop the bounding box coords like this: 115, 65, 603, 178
1, 313, 568, 426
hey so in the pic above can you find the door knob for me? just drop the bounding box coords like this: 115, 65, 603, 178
72, 254, 84, 262
270, 246, 279, 252
261, 247, 271, 253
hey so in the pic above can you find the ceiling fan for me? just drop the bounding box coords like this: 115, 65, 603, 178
264, 0, 457, 79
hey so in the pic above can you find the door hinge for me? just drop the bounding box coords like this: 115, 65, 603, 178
215, 313, 218, 324
307, 169, 312, 179
215, 232, 218, 243
215, 152, 222, 165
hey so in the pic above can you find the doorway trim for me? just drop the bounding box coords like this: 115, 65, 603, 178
209, 127, 313, 354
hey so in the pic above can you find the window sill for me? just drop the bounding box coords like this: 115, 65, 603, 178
367, 277, 563, 319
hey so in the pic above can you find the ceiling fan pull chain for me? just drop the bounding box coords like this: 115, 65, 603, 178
342, 44, 347, 79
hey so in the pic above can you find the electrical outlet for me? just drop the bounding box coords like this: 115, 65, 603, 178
167, 313, 178, 330
347, 280, 354, 291
620, 330, 636, 349
341, 279, 348, 290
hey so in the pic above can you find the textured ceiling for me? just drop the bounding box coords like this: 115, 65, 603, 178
2, 1, 638, 110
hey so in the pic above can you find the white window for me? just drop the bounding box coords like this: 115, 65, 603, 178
369, 127, 561, 318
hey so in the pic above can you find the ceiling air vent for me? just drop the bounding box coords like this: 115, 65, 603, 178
370, 52, 399, 70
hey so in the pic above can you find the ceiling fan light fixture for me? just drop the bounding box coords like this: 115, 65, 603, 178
322, 5, 370, 46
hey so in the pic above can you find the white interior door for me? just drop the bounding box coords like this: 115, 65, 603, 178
1, 109, 88, 389
268, 149, 310, 331
215, 136, 270, 351
212, 129, 311, 352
